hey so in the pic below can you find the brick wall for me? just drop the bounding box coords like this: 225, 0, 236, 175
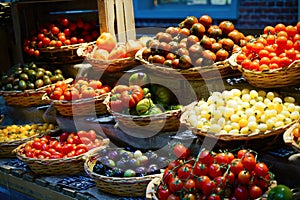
237, 0, 298, 29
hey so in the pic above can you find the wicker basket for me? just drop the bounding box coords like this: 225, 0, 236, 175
104, 95, 182, 135
135, 47, 241, 81
84, 147, 162, 197
42, 92, 109, 117
13, 137, 109, 175
37, 42, 94, 64
0, 124, 59, 158
0, 78, 73, 107
229, 53, 300, 88
146, 176, 277, 200
283, 122, 300, 152
180, 101, 299, 149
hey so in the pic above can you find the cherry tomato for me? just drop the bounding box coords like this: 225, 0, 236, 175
202, 180, 217, 196
168, 177, 184, 193
230, 158, 244, 175
208, 163, 222, 178
242, 155, 256, 172
254, 162, 269, 177
62, 144, 74, 155
75, 148, 87, 156
215, 152, 229, 165
208, 194, 221, 200
193, 162, 208, 176
184, 179, 196, 191
199, 150, 215, 165
173, 143, 190, 159
32, 141, 42, 150
249, 185, 263, 199
157, 184, 171, 200
60, 132, 69, 142
195, 175, 210, 190
234, 185, 249, 200
177, 164, 192, 180
238, 170, 251, 185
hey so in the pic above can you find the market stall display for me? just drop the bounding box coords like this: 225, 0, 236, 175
13, 130, 109, 175
42, 78, 111, 116
283, 122, 300, 152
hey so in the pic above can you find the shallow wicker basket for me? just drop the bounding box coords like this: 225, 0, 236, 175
37, 42, 94, 64
146, 176, 277, 200
0, 78, 73, 107
0, 124, 59, 158
42, 92, 109, 117
84, 147, 162, 197
136, 47, 241, 81
229, 53, 300, 88
104, 95, 182, 135
13, 137, 109, 175
180, 101, 298, 149
283, 122, 300, 152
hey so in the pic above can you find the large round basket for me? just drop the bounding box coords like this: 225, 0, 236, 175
283, 122, 300, 152
0, 124, 59, 158
13, 137, 109, 175
135, 47, 241, 81
84, 147, 162, 197
42, 92, 109, 117
146, 176, 278, 200
37, 42, 94, 64
0, 78, 73, 107
229, 53, 300, 88
180, 101, 298, 150
104, 96, 182, 135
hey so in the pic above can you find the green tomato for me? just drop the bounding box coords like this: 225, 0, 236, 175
136, 98, 153, 115
267, 185, 293, 200
148, 105, 163, 115
124, 169, 136, 177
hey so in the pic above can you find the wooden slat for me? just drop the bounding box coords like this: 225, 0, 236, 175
123, 0, 136, 40
115, 0, 126, 43
106, 0, 115, 36
97, 0, 108, 33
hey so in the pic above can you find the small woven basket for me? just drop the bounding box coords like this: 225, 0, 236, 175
180, 101, 298, 149
37, 42, 94, 64
13, 137, 109, 175
42, 92, 109, 117
135, 47, 241, 81
84, 147, 162, 197
229, 53, 300, 88
146, 176, 277, 200
104, 95, 182, 134
283, 122, 300, 152
0, 124, 59, 158
0, 78, 73, 107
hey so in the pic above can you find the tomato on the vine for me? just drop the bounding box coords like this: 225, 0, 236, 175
173, 143, 190, 159
199, 150, 215, 165
193, 162, 208, 176
177, 164, 192, 180
249, 185, 263, 199
168, 177, 184, 193
157, 184, 171, 200
254, 162, 269, 177
237, 170, 251, 185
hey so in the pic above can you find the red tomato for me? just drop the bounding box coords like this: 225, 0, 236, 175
202, 180, 217, 196
40, 150, 51, 158
213, 176, 227, 189
54, 142, 62, 153
208, 194, 221, 200
199, 150, 215, 165
254, 162, 269, 177
121, 85, 144, 108
158, 185, 171, 200
184, 179, 196, 190
237, 149, 249, 159
177, 164, 192, 180
32, 141, 42, 150
173, 143, 190, 159
88, 80, 102, 90
208, 163, 223, 178
242, 155, 256, 172
25, 151, 34, 158
87, 130, 97, 141
62, 144, 75, 155
224, 171, 235, 185
249, 185, 263, 199
238, 170, 251, 185
230, 158, 244, 175
167, 160, 181, 170
24, 144, 32, 152
81, 86, 95, 98
80, 137, 92, 145
162, 169, 174, 184
215, 152, 229, 165
52, 88, 63, 100
49, 140, 59, 149
193, 162, 208, 176
101, 85, 111, 93
168, 178, 184, 193
60, 132, 69, 142
48, 148, 57, 155
75, 148, 87, 156
67, 150, 76, 157
75, 144, 88, 151
195, 175, 211, 190
234, 185, 249, 200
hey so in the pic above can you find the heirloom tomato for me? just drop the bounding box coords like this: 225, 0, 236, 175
120, 85, 144, 108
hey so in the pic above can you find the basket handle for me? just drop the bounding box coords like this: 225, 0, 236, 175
0, 115, 4, 124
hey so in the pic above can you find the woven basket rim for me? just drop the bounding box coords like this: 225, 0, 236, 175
180, 101, 299, 141
38, 41, 95, 53
84, 147, 163, 183
135, 47, 235, 75
103, 94, 182, 121
283, 122, 300, 152
0, 124, 60, 146
42, 92, 110, 105
0, 78, 73, 96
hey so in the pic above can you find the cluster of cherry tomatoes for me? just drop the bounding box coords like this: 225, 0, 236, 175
45, 79, 111, 101
21, 130, 103, 159
23, 16, 99, 57
237, 22, 300, 71
157, 144, 273, 200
